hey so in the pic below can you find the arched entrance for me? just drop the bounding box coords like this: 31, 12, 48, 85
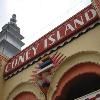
13, 92, 38, 100
52, 62, 100, 100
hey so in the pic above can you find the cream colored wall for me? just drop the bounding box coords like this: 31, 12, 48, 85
2, 24, 100, 100
47, 51, 100, 100
7, 82, 45, 100
47, 24, 100, 99
0, 55, 8, 100
58, 25, 100, 58
2, 64, 45, 100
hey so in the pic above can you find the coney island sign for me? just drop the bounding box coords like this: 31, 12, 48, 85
4, 4, 100, 79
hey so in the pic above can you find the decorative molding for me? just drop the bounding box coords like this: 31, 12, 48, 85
47, 51, 100, 100
7, 82, 46, 100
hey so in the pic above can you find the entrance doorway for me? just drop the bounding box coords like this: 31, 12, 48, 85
57, 73, 100, 100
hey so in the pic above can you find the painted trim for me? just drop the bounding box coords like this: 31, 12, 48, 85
52, 62, 100, 99
7, 82, 46, 100
47, 51, 100, 100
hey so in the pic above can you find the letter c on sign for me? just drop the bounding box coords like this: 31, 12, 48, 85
5, 63, 12, 73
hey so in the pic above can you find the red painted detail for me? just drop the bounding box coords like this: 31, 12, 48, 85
51, 52, 66, 67
93, 0, 100, 10
13, 92, 38, 100
4, 4, 99, 78
52, 62, 100, 100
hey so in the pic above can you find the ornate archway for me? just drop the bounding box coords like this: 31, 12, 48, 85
13, 92, 37, 100
7, 82, 46, 100
52, 62, 100, 100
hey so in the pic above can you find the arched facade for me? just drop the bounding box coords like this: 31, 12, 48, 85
53, 62, 100, 100
47, 51, 100, 100
7, 82, 46, 100
0, 2, 100, 100
3, 51, 100, 100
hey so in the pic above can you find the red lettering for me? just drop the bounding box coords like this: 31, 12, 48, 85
4, 4, 99, 77
5, 63, 12, 73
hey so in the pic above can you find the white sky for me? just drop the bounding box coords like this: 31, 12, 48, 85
0, 0, 91, 49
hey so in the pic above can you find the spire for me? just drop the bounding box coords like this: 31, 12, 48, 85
0, 14, 25, 58
10, 14, 17, 24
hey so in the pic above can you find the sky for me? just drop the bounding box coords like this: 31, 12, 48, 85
0, 0, 91, 49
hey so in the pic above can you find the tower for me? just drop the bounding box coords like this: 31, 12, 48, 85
0, 14, 25, 58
